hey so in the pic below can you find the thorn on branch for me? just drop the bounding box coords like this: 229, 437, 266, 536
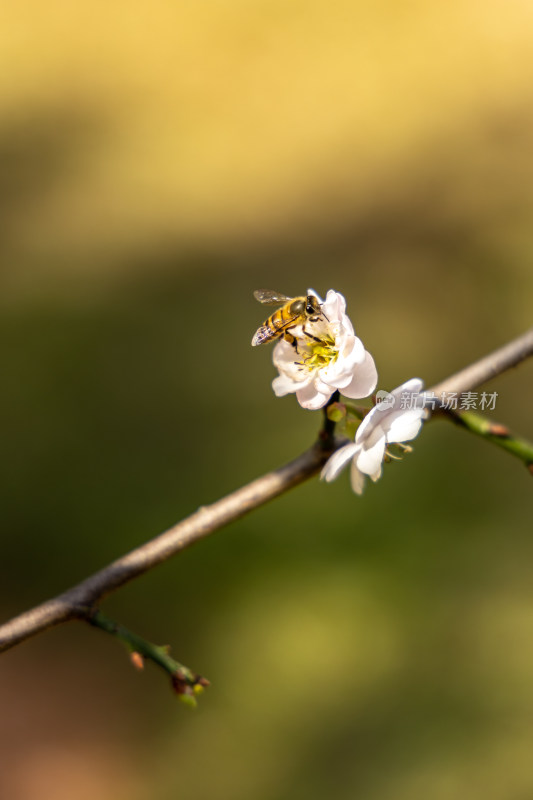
130, 651, 145, 671
487, 423, 511, 438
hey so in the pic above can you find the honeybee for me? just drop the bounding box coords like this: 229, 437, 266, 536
251, 289, 325, 347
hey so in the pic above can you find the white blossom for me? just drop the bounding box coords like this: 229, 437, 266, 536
272, 290, 378, 410
321, 378, 427, 494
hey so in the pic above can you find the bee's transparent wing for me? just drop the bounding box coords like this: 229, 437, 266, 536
253, 289, 292, 305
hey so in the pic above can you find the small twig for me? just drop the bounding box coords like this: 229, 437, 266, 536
87, 609, 209, 705
442, 409, 533, 473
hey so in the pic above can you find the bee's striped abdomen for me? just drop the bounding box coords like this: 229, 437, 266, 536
251, 308, 292, 346
251, 325, 273, 346
251, 294, 307, 347
270, 308, 288, 332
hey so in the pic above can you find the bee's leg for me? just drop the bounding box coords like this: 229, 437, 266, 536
302, 326, 323, 343
283, 330, 300, 352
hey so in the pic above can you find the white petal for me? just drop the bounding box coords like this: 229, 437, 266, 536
339, 333, 365, 364
320, 335, 366, 387
391, 377, 424, 399
364, 423, 387, 450
272, 374, 299, 397
272, 338, 300, 370
369, 465, 383, 483
341, 351, 378, 400
356, 434, 386, 477
386, 409, 425, 443
355, 404, 381, 443
350, 460, 366, 494
273, 341, 314, 384
296, 382, 332, 410
319, 367, 354, 391
321, 443, 359, 482
321, 290, 345, 324
314, 376, 333, 394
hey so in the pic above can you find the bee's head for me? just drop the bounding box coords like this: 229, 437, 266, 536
305, 294, 321, 316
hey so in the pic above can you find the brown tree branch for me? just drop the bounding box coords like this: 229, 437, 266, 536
0, 438, 338, 653
429, 327, 533, 397
1, 327, 532, 655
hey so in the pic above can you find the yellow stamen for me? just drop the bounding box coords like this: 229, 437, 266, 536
303, 337, 338, 371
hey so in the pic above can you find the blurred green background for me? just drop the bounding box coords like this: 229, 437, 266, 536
1, 2, 533, 798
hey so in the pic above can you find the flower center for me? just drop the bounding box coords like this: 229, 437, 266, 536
300, 336, 337, 371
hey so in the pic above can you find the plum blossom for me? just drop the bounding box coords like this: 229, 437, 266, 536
321, 378, 427, 494
272, 290, 378, 410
